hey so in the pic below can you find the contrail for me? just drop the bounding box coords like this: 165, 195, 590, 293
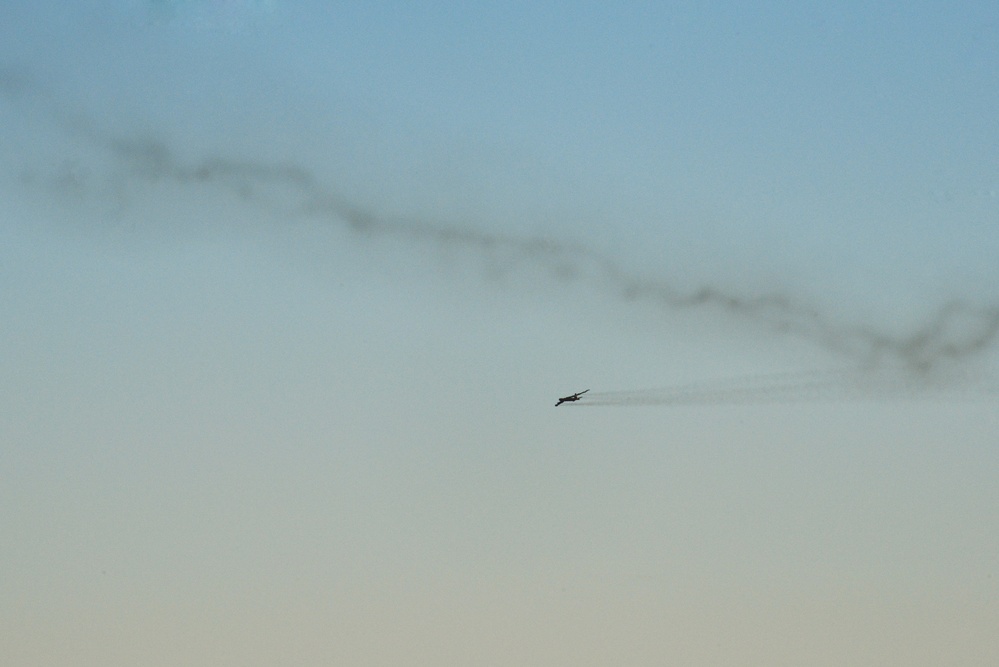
5, 65, 999, 373
571, 367, 999, 407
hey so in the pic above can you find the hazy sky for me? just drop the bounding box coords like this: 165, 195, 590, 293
3, 2, 998, 665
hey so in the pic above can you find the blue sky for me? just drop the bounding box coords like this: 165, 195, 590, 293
3, 2, 998, 664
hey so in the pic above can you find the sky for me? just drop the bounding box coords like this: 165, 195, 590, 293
2, 2, 998, 665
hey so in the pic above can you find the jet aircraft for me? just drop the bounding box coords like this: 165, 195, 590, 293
556, 389, 589, 406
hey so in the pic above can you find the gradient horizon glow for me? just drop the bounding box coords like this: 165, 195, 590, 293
3, 3, 998, 665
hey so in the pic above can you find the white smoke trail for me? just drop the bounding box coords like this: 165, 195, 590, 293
572, 367, 999, 407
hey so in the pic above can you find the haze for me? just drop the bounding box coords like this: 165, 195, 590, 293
3, 3, 998, 665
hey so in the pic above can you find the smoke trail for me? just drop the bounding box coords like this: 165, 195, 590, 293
573, 367, 999, 407
5, 66, 999, 373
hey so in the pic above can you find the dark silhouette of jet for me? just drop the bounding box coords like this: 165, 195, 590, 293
556, 390, 589, 406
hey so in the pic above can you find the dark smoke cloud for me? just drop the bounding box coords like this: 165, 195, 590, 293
5, 66, 999, 373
